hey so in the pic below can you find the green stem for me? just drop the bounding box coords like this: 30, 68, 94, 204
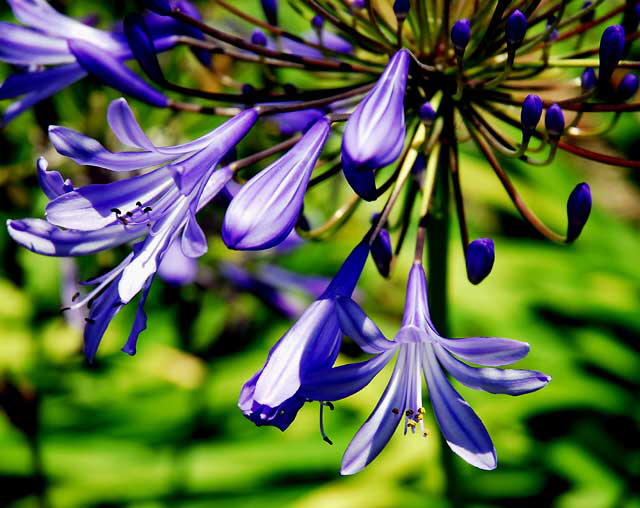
426, 101, 462, 508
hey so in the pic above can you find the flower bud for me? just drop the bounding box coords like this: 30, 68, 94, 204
506, 9, 527, 48
451, 19, 471, 55
521, 94, 543, 133
581, 67, 597, 91
419, 102, 436, 124
371, 228, 392, 278
566, 183, 592, 242
123, 14, 165, 84
599, 25, 625, 83
466, 238, 495, 285
616, 73, 639, 101
545, 103, 565, 139
341, 49, 410, 200
261, 0, 278, 26
68, 39, 169, 108
393, 0, 410, 21
251, 29, 268, 47
351, 0, 366, 8
311, 15, 324, 30
580, 1, 595, 24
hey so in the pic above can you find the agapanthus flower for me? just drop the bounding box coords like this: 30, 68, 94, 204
308, 262, 549, 474
239, 242, 369, 430
5, 0, 640, 477
8, 98, 257, 358
0, 0, 206, 124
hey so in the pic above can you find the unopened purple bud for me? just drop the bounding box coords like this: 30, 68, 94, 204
506, 9, 527, 47
223, 119, 331, 250
466, 238, 495, 285
124, 14, 165, 84
341, 49, 410, 200
521, 94, 543, 132
599, 25, 625, 83
68, 39, 169, 108
393, 0, 410, 20
411, 154, 426, 177
451, 19, 471, 55
566, 183, 592, 242
419, 102, 436, 124
545, 17, 558, 42
311, 15, 324, 30
580, 1, 595, 23
143, 0, 173, 15
241, 83, 256, 96
545, 103, 565, 138
371, 228, 393, 278
251, 29, 268, 47
261, 0, 278, 26
616, 73, 639, 101
581, 67, 597, 91
351, 0, 366, 8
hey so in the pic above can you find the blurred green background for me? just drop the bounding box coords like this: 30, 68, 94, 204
1, 1, 640, 507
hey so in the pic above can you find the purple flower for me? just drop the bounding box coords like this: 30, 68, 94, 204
306, 263, 549, 474
222, 118, 331, 250
239, 242, 370, 429
8, 98, 258, 358
341, 49, 410, 200
0, 0, 201, 124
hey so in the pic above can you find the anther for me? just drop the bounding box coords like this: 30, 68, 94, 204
84, 318, 96, 324
392, 408, 400, 415
111, 208, 122, 215
136, 201, 143, 207
143, 206, 153, 213
71, 292, 80, 302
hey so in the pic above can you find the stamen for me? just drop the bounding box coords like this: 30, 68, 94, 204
71, 292, 80, 302
391, 407, 400, 415
319, 401, 333, 445
84, 318, 96, 324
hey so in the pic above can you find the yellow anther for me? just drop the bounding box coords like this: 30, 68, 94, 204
418, 407, 426, 414
407, 420, 417, 428
405, 409, 414, 416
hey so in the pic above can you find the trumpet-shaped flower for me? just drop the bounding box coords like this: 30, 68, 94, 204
239, 242, 370, 429
306, 263, 549, 474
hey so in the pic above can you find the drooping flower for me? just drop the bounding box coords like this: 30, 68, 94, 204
239, 242, 370, 429
305, 263, 549, 474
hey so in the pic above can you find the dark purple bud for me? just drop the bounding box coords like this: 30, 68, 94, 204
371, 228, 393, 278
545, 103, 565, 138
451, 19, 471, 55
599, 25, 625, 83
123, 14, 165, 84
616, 73, 639, 101
419, 101, 436, 124
143, 0, 173, 15
311, 15, 324, 30
506, 9, 527, 48
545, 17, 558, 42
411, 154, 426, 177
393, 0, 410, 20
261, 0, 278, 26
520, 94, 543, 133
466, 238, 495, 285
351, 0, 366, 8
241, 83, 256, 96
580, 1, 595, 23
566, 183, 592, 242
581, 67, 597, 91
68, 39, 169, 108
251, 29, 268, 47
